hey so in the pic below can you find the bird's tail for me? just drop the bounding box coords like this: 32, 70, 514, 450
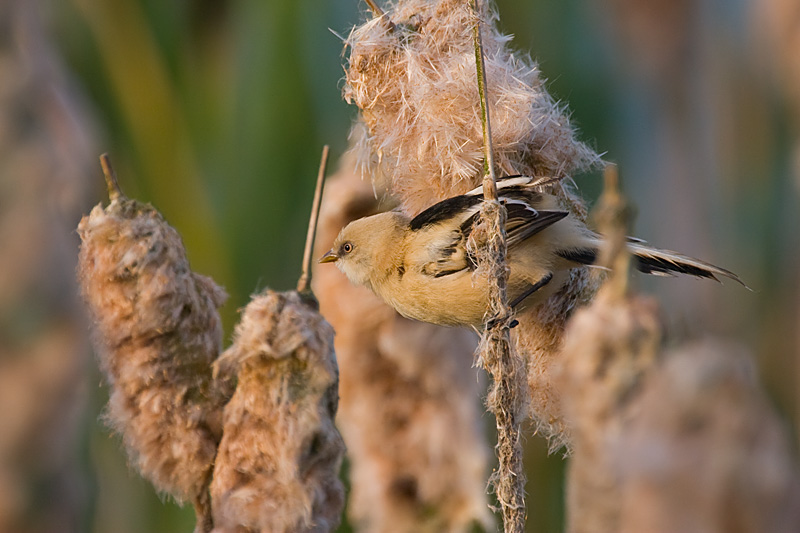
557, 239, 747, 287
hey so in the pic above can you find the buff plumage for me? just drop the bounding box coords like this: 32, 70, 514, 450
321, 177, 744, 328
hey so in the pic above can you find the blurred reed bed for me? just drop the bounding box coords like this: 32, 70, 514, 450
585, 0, 800, 444
556, 170, 800, 533
0, 0, 792, 532
754, 0, 800, 436
0, 1, 95, 531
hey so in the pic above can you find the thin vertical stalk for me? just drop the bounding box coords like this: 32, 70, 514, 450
364, 0, 386, 18
471, 1, 498, 201
297, 145, 329, 296
470, 1, 526, 531
100, 153, 124, 201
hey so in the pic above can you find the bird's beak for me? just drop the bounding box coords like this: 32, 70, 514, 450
319, 250, 338, 264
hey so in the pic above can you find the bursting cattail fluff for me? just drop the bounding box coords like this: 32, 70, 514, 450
77, 193, 230, 521
344, 0, 600, 215
210, 290, 345, 533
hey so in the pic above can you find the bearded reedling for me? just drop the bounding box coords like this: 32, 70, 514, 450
321, 176, 745, 328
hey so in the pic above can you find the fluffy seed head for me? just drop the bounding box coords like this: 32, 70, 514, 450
343, 0, 603, 444
344, 0, 600, 215
210, 290, 345, 533
77, 196, 231, 508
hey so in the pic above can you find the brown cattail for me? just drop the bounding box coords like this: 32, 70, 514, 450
616, 340, 800, 533
343, 0, 602, 445
210, 289, 345, 533
560, 315, 800, 533
556, 165, 662, 532
77, 161, 230, 531
313, 147, 491, 533
557, 288, 662, 533
344, 0, 599, 215
557, 169, 800, 533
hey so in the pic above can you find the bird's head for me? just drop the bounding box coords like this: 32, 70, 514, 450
319, 212, 403, 289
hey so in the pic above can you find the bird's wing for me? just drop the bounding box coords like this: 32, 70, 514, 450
463, 174, 559, 196
457, 191, 569, 249
407, 192, 482, 278
409, 175, 555, 232
408, 193, 482, 231
464, 175, 532, 195
407, 178, 569, 278
503, 200, 569, 248
418, 229, 472, 278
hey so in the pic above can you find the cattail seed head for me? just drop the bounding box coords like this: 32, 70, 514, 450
77, 195, 230, 512
210, 289, 345, 533
615, 340, 800, 533
556, 287, 662, 533
344, 0, 600, 215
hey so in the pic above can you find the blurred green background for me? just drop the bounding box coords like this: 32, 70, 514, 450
2, 0, 797, 531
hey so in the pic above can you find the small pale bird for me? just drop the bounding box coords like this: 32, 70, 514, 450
320, 176, 744, 328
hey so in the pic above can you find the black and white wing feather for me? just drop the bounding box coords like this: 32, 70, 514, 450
408, 176, 568, 277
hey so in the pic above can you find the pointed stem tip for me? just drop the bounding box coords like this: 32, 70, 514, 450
99, 153, 124, 202
297, 145, 330, 296
602, 163, 620, 200
596, 164, 632, 299
364, 0, 386, 18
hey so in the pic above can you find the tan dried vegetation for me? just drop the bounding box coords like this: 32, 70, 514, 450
75, 1, 800, 532
77, 158, 345, 533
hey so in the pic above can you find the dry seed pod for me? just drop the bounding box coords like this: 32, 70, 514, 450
210, 289, 345, 533
555, 166, 662, 532
344, 0, 602, 444
556, 289, 662, 533
560, 314, 800, 533
616, 340, 800, 533
312, 149, 491, 533
77, 174, 230, 530
557, 168, 800, 532
344, 0, 599, 215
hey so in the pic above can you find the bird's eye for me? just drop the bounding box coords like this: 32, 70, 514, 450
342, 242, 353, 254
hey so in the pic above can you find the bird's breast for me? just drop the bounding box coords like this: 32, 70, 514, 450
374, 268, 489, 327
